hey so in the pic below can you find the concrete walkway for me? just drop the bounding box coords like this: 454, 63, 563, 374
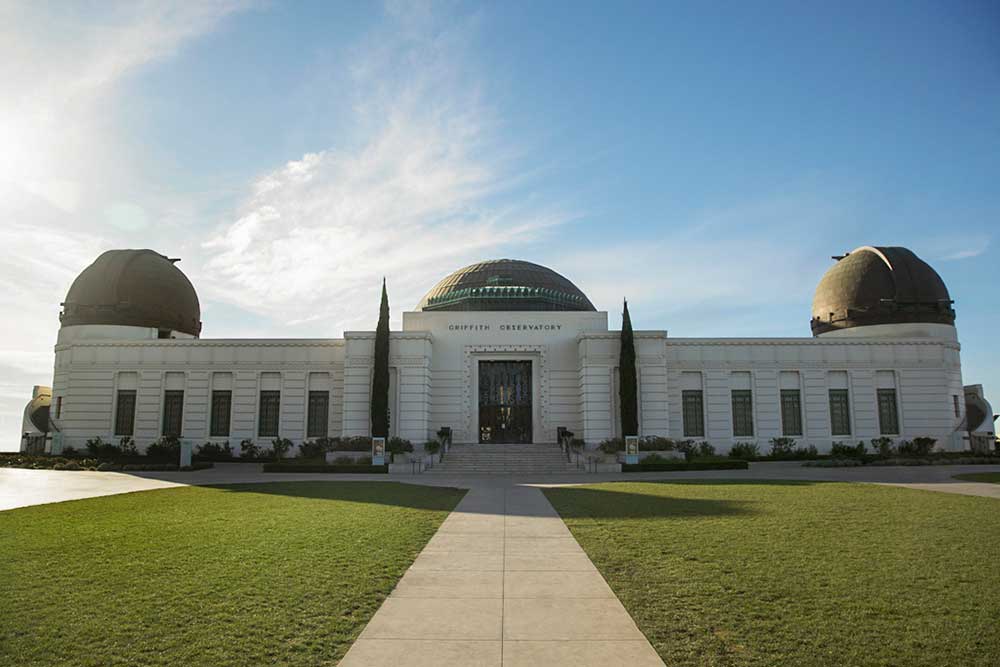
3, 461, 1000, 513
339, 485, 664, 667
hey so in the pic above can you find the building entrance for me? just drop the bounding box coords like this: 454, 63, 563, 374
478, 361, 532, 443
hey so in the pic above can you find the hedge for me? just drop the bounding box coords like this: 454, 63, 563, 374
622, 460, 749, 472
261, 463, 388, 474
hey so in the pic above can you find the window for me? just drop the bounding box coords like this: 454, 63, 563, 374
258, 390, 280, 437
210, 390, 232, 437
306, 390, 330, 438
953, 395, 961, 418
55, 396, 63, 419
877, 388, 899, 435
731, 390, 754, 437
682, 390, 704, 437
114, 390, 136, 436
780, 389, 803, 436
162, 390, 184, 437
829, 389, 851, 435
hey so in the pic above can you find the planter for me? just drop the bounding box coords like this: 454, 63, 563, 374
324, 451, 368, 464
617, 449, 684, 463
588, 462, 622, 473
388, 459, 425, 474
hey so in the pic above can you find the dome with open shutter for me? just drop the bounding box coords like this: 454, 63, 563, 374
60, 249, 202, 336
811, 246, 954, 336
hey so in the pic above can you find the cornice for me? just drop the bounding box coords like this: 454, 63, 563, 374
55, 338, 347, 351
578, 331, 668, 341
344, 331, 434, 341
665, 337, 960, 350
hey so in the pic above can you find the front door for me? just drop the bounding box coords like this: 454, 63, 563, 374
478, 361, 532, 443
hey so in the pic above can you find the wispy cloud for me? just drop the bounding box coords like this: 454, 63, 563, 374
0, 1, 252, 211
201, 4, 570, 334
940, 245, 988, 261
0, 1, 251, 447
554, 192, 846, 325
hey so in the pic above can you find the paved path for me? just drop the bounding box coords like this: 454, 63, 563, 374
0, 467, 185, 511
339, 485, 663, 667
3, 461, 1000, 512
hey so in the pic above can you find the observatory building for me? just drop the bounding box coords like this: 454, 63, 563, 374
19, 248, 994, 456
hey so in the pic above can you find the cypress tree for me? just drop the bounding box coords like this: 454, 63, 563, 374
619, 298, 638, 436
371, 278, 390, 438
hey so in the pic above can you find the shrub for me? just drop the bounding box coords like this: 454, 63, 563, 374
830, 440, 866, 458
794, 445, 819, 459
386, 437, 413, 462
424, 439, 441, 455
730, 442, 760, 459
899, 436, 936, 457
118, 437, 138, 457
85, 437, 121, 460
640, 436, 675, 450
598, 438, 625, 454
146, 436, 180, 461
769, 437, 797, 457
641, 453, 671, 464
297, 437, 336, 459
695, 441, 716, 458
271, 437, 293, 460
674, 440, 696, 459
333, 455, 354, 464
61, 446, 79, 457
1, 453, 99, 469
357, 455, 373, 464
240, 439, 260, 458
871, 437, 895, 458
196, 441, 233, 460
569, 437, 586, 450
331, 436, 372, 452
387, 437, 413, 454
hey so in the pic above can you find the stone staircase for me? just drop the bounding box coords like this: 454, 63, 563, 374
425, 443, 582, 475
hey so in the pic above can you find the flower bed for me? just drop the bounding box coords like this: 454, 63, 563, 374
0, 454, 213, 472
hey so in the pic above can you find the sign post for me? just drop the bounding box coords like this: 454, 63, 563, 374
372, 437, 386, 466
625, 435, 639, 465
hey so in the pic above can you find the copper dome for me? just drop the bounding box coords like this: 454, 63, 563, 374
811, 246, 954, 336
60, 249, 202, 336
417, 259, 596, 312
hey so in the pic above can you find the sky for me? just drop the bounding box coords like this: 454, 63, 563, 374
1, 0, 997, 449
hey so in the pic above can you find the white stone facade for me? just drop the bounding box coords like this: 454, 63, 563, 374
44, 309, 967, 454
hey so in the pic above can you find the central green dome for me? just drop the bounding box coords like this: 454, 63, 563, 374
417, 259, 596, 312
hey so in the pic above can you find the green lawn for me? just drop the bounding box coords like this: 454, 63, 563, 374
0, 482, 464, 666
544, 481, 1000, 666
953, 472, 1000, 484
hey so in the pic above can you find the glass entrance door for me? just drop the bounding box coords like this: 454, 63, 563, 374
478, 361, 532, 443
